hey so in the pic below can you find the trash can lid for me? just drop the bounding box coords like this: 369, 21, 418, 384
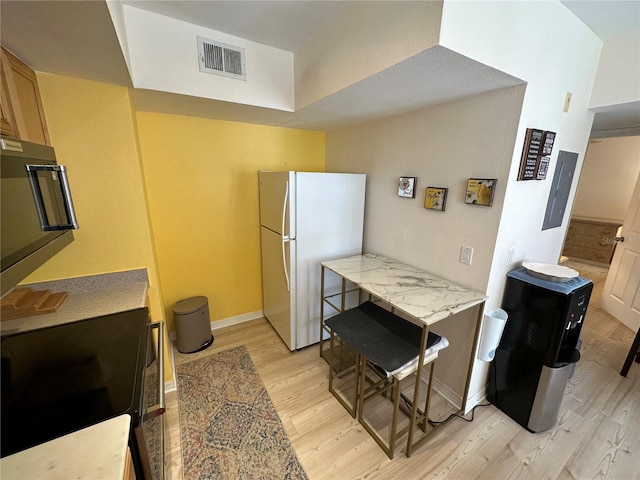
173, 296, 208, 315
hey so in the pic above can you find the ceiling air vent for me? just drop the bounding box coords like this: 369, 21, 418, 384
197, 36, 246, 81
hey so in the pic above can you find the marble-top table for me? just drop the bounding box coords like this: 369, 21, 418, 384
320, 253, 487, 456
321, 254, 487, 325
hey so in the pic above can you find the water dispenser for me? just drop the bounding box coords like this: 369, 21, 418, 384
488, 267, 592, 432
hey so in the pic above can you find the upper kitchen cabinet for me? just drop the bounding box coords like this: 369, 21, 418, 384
1, 46, 50, 145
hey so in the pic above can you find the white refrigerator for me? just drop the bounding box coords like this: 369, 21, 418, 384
259, 171, 366, 350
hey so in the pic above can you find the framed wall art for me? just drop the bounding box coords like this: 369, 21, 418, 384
424, 187, 448, 211
518, 128, 557, 181
398, 176, 417, 198
536, 157, 550, 180
518, 128, 544, 181
465, 178, 497, 206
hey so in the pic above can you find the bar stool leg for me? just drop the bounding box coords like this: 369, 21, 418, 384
389, 377, 402, 457
328, 329, 336, 390
405, 358, 438, 457
328, 329, 360, 418
357, 358, 399, 459
357, 355, 367, 420
352, 351, 361, 416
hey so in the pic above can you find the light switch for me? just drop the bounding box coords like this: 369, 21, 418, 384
563, 92, 572, 112
460, 246, 473, 265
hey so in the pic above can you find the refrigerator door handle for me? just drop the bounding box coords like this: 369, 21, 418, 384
281, 180, 291, 292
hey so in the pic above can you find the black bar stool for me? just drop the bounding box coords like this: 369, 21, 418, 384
324, 301, 448, 458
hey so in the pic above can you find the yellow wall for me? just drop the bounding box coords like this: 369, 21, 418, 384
25, 74, 165, 323
24, 74, 171, 381
135, 112, 325, 332
19, 73, 324, 381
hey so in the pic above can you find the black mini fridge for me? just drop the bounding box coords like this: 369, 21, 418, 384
488, 267, 592, 432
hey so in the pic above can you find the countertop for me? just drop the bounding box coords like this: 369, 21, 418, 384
0, 270, 149, 478
0, 269, 149, 334
321, 254, 487, 325
0, 415, 131, 480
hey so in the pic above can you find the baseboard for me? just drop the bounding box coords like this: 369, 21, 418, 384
464, 386, 489, 414
165, 380, 176, 393
418, 372, 487, 415
416, 370, 462, 411
211, 310, 265, 330
432, 377, 463, 411
168, 310, 264, 341
563, 257, 610, 268
165, 333, 178, 393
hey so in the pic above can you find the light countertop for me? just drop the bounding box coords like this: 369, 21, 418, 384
321, 254, 487, 325
0, 270, 149, 479
0, 414, 131, 480
1, 269, 149, 334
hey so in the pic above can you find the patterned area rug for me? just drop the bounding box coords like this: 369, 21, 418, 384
176, 345, 309, 480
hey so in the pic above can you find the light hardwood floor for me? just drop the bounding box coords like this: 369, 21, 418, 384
164, 261, 640, 479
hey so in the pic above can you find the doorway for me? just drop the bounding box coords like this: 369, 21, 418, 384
562, 136, 640, 331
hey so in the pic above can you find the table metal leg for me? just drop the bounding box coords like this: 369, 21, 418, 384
406, 324, 429, 457
461, 302, 486, 412
319, 266, 326, 358
405, 302, 485, 457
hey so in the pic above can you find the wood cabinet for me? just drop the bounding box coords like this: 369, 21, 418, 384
0, 45, 50, 145
562, 218, 621, 265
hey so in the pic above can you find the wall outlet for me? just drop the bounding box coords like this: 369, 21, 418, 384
507, 247, 516, 265
460, 245, 473, 265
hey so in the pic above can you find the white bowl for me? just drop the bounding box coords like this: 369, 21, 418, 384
522, 262, 579, 283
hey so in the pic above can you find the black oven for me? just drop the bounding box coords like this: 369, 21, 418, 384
0, 308, 165, 479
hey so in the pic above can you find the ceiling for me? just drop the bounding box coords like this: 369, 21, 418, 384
122, 0, 349, 52
123, 0, 640, 48
1, 1, 638, 133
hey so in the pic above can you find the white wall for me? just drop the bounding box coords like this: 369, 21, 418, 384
105, 1, 133, 81
119, 5, 294, 111
326, 86, 525, 292
327, 0, 602, 409
572, 136, 640, 223
326, 86, 526, 400
439, 0, 602, 407
294, 1, 442, 109
590, 31, 640, 109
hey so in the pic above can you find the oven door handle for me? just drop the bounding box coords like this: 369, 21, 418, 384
144, 321, 166, 420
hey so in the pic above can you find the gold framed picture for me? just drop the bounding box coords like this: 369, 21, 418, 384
465, 178, 497, 206
398, 176, 417, 198
424, 187, 448, 211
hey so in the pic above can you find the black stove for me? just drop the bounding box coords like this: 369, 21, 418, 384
1, 307, 164, 479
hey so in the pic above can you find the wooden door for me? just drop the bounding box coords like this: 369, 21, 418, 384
601, 173, 640, 332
